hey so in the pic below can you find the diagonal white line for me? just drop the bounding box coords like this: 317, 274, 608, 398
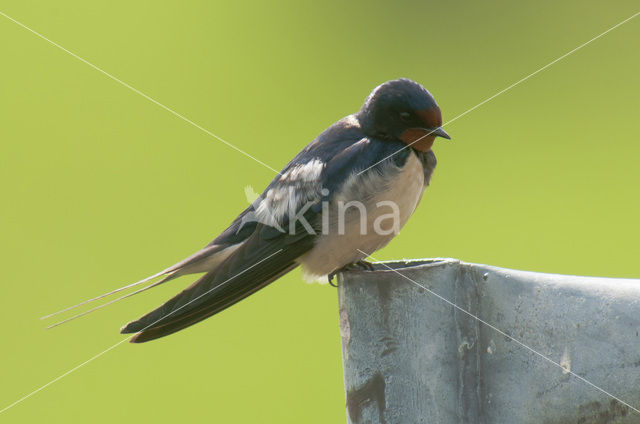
0, 10, 282, 176
357, 250, 640, 415
357, 10, 640, 176
0, 249, 284, 415
0, 338, 129, 415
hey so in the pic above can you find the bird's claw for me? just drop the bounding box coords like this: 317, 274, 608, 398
328, 260, 375, 287
354, 259, 375, 271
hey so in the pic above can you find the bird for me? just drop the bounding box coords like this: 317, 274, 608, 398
44, 78, 451, 342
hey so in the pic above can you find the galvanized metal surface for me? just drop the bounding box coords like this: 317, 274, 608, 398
338, 259, 640, 424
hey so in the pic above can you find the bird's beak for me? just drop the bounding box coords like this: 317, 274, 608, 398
431, 127, 451, 140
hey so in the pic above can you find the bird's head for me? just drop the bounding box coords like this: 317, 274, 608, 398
358, 78, 450, 151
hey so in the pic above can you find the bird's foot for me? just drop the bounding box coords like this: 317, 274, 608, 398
353, 259, 375, 271
327, 260, 375, 287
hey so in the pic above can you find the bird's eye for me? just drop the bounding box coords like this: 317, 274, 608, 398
399, 111, 411, 122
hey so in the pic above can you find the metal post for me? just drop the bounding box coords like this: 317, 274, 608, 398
338, 259, 640, 424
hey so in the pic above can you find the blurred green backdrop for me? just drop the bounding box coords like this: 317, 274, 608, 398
1, 1, 639, 422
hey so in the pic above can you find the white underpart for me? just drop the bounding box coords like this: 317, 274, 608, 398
298, 152, 426, 282
255, 159, 324, 226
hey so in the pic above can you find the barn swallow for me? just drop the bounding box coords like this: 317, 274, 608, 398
45, 78, 450, 342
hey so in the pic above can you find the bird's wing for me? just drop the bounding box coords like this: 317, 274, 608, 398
121, 221, 316, 342
119, 122, 407, 342
120, 133, 412, 342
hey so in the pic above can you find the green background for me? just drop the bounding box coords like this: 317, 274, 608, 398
1, 1, 639, 422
